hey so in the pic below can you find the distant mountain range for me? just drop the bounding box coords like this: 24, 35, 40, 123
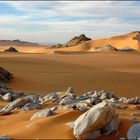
0, 39, 39, 46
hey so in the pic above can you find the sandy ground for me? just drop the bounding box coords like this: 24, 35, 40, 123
0, 46, 46, 53
0, 101, 140, 139
0, 51, 140, 139
0, 51, 140, 98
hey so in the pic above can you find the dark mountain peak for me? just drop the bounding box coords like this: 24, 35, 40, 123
65, 34, 91, 47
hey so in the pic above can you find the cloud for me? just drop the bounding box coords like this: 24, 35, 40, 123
0, 1, 139, 43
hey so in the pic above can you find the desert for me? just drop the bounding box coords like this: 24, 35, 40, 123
0, 31, 140, 139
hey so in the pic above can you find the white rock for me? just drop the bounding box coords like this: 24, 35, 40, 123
101, 114, 120, 135
2, 93, 12, 102
30, 108, 55, 120
73, 101, 117, 139
0, 95, 40, 115
60, 96, 76, 106
127, 123, 140, 139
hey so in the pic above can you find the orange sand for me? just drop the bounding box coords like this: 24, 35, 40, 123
0, 101, 140, 139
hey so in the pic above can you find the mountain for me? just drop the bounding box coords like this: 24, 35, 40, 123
0, 39, 39, 46
51, 34, 91, 48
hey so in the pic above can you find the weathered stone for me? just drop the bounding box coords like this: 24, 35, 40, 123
4, 47, 18, 52
73, 101, 118, 139
21, 103, 42, 111
127, 123, 140, 139
60, 96, 76, 106
0, 67, 13, 83
101, 114, 120, 135
95, 45, 117, 52
2, 93, 12, 102
43, 93, 59, 103
30, 108, 55, 120
0, 95, 40, 115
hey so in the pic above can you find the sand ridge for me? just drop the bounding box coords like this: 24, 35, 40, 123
45, 32, 140, 54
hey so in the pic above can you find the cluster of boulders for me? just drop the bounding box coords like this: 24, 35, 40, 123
0, 85, 140, 139
0, 67, 140, 139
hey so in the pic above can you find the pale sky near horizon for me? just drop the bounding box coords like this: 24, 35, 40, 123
0, 1, 140, 44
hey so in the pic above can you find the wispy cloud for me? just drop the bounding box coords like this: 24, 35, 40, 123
0, 1, 139, 43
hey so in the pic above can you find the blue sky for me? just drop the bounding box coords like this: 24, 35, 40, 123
0, 1, 140, 44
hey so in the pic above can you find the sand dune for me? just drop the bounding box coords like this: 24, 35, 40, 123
46, 32, 140, 54
0, 52, 139, 98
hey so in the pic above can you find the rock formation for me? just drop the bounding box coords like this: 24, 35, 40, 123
0, 67, 13, 83
95, 45, 118, 52
64, 34, 91, 47
30, 108, 55, 120
4, 47, 18, 52
51, 34, 91, 48
72, 102, 120, 139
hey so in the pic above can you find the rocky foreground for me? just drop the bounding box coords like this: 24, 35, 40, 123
0, 67, 140, 139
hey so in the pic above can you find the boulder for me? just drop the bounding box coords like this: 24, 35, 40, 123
127, 123, 140, 139
20, 102, 42, 111
2, 93, 12, 102
0, 95, 40, 115
42, 93, 59, 103
60, 96, 76, 106
73, 101, 119, 139
30, 108, 55, 120
0, 67, 13, 83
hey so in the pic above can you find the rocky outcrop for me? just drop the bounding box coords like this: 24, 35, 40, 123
95, 45, 118, 52
0, 67, 13, 83
0, 95, 42, 115
4, 47, 18, 52
51, 34, 91, 48
65, 34, 91, 47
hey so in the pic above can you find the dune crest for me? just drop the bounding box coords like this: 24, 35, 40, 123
46, 32, 140, 54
